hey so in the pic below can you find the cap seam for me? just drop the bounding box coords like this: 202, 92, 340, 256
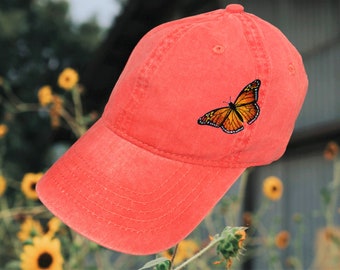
233, 12, 272, 161
116, 24, 191, 133
62, 156, 192, 214
48, 158, 223, 232
103, 118, 254, 168
116, 11, 225, 135
72, 143, 193, 201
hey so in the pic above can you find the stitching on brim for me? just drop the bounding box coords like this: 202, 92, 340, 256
105, 119, 258, 168
49, 158, 223, 233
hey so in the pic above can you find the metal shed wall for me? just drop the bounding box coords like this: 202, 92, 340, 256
234, 0, 340, 268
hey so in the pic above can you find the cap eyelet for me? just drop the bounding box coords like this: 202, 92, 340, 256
288, 63, 296, 75
213, 45, 225, 54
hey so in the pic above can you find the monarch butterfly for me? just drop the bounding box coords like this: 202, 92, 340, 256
197, 79, 261, 134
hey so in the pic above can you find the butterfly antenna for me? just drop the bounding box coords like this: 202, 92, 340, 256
222, 97, 232, 104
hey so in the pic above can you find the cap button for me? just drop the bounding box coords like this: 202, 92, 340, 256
226, 4, 244, 13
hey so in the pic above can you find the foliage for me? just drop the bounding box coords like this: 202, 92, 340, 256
0, 0, 102, 181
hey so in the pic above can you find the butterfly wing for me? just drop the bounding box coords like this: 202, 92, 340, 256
198, 107, 245, 134
234, 79, 260, 124
197, 79, 261, 134
221, 110, 244, 134
197, 107, 232, 129
236, 103, 260, 124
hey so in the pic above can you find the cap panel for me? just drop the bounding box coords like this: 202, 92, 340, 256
104, 25, 192, 132
235, 14, 308, 163
104, 9, 225, 131
106, 10, 265, 167
103, 7, 307, 168
127, 18, 255, 161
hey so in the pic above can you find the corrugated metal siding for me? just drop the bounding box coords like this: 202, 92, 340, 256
242, 0, 340, 129
246, 152, 339, 269
301, 45, 340, 129
218, 0, 340, 269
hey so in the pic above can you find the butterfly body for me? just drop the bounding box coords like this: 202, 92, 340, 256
228, 101, 244, 122
197, 80, 261, 134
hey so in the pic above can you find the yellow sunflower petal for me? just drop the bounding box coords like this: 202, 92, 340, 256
37, 85, 53, 106
17, 216, 44, 242
58, 67, 79, 90
0, 124, 8, 138
324, 141, 339, 160
275, 230, 290, 249
160, 239, 199, 265
45, 217, 62, 238
20, 235, 64, 270
0, 175, 7, 196
262, 176, 283, 201
21, 172, 43, 200
235, 229, 247, 248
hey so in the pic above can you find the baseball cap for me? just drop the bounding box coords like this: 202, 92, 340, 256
37, 4, 308, 255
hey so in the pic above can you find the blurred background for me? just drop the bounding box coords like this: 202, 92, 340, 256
0, 0, 339, 269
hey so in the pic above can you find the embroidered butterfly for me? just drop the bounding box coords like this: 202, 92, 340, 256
197, 79, 261, 134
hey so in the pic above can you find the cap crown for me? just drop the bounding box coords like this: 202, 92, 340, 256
103, 4, 308, 168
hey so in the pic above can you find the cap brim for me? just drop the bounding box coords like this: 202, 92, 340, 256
37, 119, 245, 255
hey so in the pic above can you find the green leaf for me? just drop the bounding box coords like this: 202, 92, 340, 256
4, 260, 21, 270
138, 257, 170, 270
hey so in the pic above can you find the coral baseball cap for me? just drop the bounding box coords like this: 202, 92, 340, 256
37, 4, 308, 255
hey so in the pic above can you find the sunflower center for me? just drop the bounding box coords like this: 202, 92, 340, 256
271, 186, 277, 192
38, 252, 53, 268
30, 182, 36, 191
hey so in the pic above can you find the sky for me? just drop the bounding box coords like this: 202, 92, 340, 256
67, 0, 121, 28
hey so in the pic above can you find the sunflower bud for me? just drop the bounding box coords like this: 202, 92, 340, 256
155, 260, 171, 270
216, 227, 247, 268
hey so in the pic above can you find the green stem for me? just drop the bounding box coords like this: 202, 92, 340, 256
170, 244, 179, 269
236, 169, 249, 220
59, 108, 83, 138
0, 139, 6, 171
15, 103, 41, 113
1, 80, 40, 113
173, 237, 220, 270
0, 205, 47, 218
71, 88, 86, 136
288, 256, 303, 270
267, 247, 283, 270
329, 158, 340, 226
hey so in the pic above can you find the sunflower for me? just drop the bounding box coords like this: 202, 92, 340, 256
262, 176, 283, 201
0, 175, 7, 196
0, 123, 8, 138
275, 230, 290, 249
21, 172, 43, 200
20, 235, 64, 270
57, 67, 79, 90
214, 227, 247, 269
323, 141, 339, 160
37, 85, 54, 106
45, 217, 62, 239
17, 216, 44, 242
161, 239, 199, 265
